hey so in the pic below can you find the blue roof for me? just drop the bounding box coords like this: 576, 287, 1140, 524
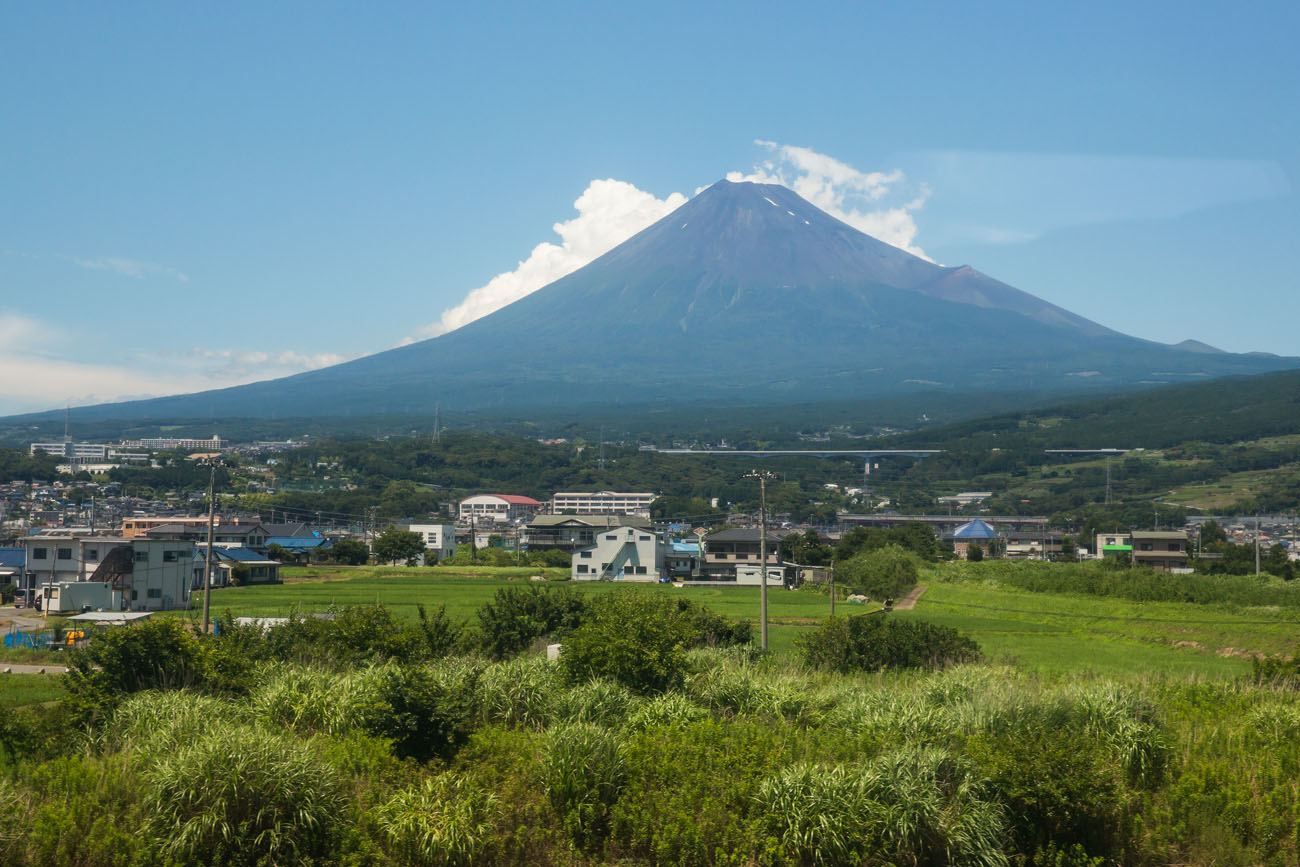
953, 519, 997, 540
0, 547, 24, 569
669, 541, 701, 554
267, 536, 331, 549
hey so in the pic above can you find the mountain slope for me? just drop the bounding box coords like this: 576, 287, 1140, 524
14, 180, 1297, 422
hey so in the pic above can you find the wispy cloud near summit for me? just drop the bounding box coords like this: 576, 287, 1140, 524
411, 142, 925, 341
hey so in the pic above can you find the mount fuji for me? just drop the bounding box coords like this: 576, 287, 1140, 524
19, 180, 1296, 421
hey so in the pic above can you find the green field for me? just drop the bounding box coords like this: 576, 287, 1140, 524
0, 673, 66, 708
189, 564, 1300, 678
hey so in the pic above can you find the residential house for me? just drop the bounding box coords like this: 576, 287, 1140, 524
571, 526, 664, 581
145, 521, 270, 551
951, 519, 997, 560
701, 528, 792, 581
1095, 532, 1132, 559
522, 514, 653, 551
408, 523, 457, 562
0, 547, 25, 603
24, 534, 193, 614
204, 546, 281, 586
1130, 530, 1189, 571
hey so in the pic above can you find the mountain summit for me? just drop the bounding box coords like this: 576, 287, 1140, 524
25, 180, 1298, 421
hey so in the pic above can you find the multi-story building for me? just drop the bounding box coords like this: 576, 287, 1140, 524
408, 523, 457, 562
144, 521, 269, 550
458, 494, 542, 525
701, 528, 792, 580
30, 441, 110, 460
522, 514, 653, 551
1095, 532, 1132, 559
550, 491, 657, 518
119, 435, 223, 451
571, 525, 664, 581
122, 515, 222, 539
22, 534, 194, 613
1130, 530, 1189, 571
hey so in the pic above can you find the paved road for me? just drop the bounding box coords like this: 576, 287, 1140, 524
1, 664, 68, 675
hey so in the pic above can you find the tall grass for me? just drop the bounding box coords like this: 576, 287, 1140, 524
375, 772, 499, 866
102, 690, 247, 759
542, 722, 626, 849
476, 656, 560, 729
144, 726, 346, 865
250, 663, 387, 735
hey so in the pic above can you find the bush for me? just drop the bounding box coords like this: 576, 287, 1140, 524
836, 544, 920, 600
375, 773, 499, 866
371, 663, 480, 762
103, 690, 247, 759
560, 593, 695, 694
65, 618, 210, 721
250, 664, 386, 736
552, 678, 640, 726
144, 726, 346, 866
799, 613, 981, 673
477, 586, 587, 659
542, 723, 626, 849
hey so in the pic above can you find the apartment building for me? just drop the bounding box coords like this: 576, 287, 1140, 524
571, 525, 664, 581
549, 491, 657, 518
23, 534, 194, 613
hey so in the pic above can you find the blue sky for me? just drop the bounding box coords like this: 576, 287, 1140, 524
2, 1, 1297, 413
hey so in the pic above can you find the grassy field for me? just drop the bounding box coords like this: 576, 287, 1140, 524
183, 563, 1300, 678
0, 673, 66, 708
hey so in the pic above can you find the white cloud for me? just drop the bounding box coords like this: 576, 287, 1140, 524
407, 179, 688, 342
414, 142, 930, 340
0, 310, 347, 415
73, 256, 190, 283
727, 140, 931, 260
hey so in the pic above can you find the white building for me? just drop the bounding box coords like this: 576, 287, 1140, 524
119, 435, 223, 451
571, 525, 664, 581
408, 523, 457, 562
30, 441, 110, 460
458, 494, 542, 525
23, 534, 194, 614
550, 491, 658, 518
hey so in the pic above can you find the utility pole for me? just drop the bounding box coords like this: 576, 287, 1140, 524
1256, 514, 1262, 576
470, 514, 477, 564
829, 559, 836, 617
744, 469, 776, 651
202, 459, 219, 635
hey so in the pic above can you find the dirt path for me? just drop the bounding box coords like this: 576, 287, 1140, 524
1, 664, 67, 675
892, 584, 928, 611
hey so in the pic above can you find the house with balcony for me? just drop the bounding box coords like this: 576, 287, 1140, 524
701, 527, 792, 581
571, 526, 664, 581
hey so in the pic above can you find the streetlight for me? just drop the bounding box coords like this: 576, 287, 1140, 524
744, 469, 777, 651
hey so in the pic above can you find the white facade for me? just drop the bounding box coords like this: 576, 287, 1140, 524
458, 494, 542, 524
550, 491, 657, 518
409, 523, 457, 562
571, 525, 664, 581
30, 441, 110, 459
24, 535, 193, 613
119, 435, 223, 451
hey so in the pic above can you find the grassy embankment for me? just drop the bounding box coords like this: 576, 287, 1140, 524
189, 561, 1300, 678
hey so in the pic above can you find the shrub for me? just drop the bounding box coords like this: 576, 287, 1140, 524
65, 618, 210, 721
559, 593, 694, 694
371, 663, 481, 761
477, 586, 587, 660
800, 613, 981, 673
18, 753, 153, 866
144, 726, 346, 866
688, 662, 818, 723
542, 723, 626, 850
375, 773, 499, 866
623, 692, 708, 731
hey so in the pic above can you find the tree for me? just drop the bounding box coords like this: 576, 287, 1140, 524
66, 619, 210, 721
799, 613, 981, 673
967, 543, 985, 562
836, 544, 920, 600
331, 537, 370, 565
1199, 520, 1228, 546
478, 586, 587, 659
372, 527, 426, 565
783, 529, 832, 566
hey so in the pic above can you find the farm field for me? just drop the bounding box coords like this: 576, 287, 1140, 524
0, 673, 66, 708
190, 564, 1300, 677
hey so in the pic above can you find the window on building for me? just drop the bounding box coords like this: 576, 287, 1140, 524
163, 550, 179, 562
57, 547, 72, 560
1168, 543, 1182, 552
577, 565, 589, 573
639, 536, 652, 542
580, 551, 592, 558
605, 535, 618, 541
85, 548, 99, 561
1140, 543, 1153, 551
32, 547, 47, 560
146, 588, 162, 598
135, 550, 149, 562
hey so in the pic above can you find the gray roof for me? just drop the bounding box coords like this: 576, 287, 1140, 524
705, 528, 793, 543
528, 514, 652, 529
1130, 530, 1188, 539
